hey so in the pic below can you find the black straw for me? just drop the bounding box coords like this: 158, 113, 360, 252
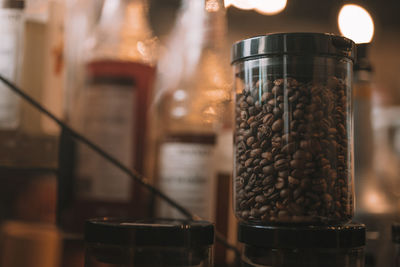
0, 75, 240, 257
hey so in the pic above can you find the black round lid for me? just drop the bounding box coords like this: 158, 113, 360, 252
392, 223, 400, 244
85, 218, 214, 247
231, 32, 356, 64
238, 223, 365, 249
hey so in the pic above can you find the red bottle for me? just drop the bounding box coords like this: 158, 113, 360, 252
58, 0, 157, 234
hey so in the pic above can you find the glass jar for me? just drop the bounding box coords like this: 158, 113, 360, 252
232, 33, 356, 225
84, 218, 214, 267
239, 222, 365, 267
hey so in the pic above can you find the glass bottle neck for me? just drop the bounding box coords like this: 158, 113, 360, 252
91, 0, 155, 63
204, 0, 226, 50
98, 0, 151, 38
180, 0, 226, 50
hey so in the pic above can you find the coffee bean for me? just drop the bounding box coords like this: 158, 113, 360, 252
272, 119, 283, 132
293, 109, 304, 119
255, 195, 266, 203
250, 148, 262, 158
275, 177, 285, 189
278, 210, 289, 219
293, 150, 307, 159
244, 158, 253, 167
262, 176, 274, 186
323, 193, 333, 203
281, 142, 296, 154
246, 136, 255, 146
246, 96, 254, 105
235, 76, 352, 224
262, 165, 275, 175
290, 169, 304, 179
288, 176, 300, 187
290, 159, 304, 169
259, 205, 271, 214
280, 189, 290, 198
274, 159, 289, 171
261, 152, 273, 161
278, 170, 289, 178
263, 113, 274, 125
273, 107, 282, 117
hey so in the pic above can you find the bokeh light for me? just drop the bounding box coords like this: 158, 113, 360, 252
225, 0, 287, 15
338, 4, 374, 44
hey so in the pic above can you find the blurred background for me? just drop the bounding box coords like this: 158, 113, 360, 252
0, 0, 400, 266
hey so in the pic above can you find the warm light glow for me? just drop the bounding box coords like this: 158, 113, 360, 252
228, 0, 254, 10
225, 0, 287, 15
363, 189, 390, 214
253, 0, 287, 15
224, 0, 233, 8
338, 4, 374, 44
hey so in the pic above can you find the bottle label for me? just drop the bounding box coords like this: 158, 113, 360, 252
0, 9, 23, 128
157, 141, 215, 219
75, 79, 135, 202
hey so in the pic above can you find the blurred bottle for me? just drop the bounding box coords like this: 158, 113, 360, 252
153, 0, 231, 223
354, 43, 398, 267
0, 0, 60, 229
19, 0, 65, 135
0, 0, 24, 129
0, 221, 61, 267
58, 0, 157, 234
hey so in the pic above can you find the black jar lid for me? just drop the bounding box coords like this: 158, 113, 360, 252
392, 223, 400, 244
231, 33, 356, 64
85, 218, 214, 247
238, 223, 365, 249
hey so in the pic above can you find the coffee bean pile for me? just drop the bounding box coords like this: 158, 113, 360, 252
234, 77, 353, 224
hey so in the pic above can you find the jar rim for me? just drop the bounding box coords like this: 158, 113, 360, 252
85, 218, 214, 247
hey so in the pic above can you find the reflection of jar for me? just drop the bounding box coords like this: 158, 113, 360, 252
232, 33, 356, 225
239, 223, 366, 267
84, 219, 214, 267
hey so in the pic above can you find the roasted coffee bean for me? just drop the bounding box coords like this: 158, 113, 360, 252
290, 159, 304, 169
288, 176, 300, 187
275, 177, 285, 189
272, 119, 283, 132
235, 76, 352, 224
244, 158, 253, 168
263, 113, 274, 125
246, 136, 255, 146
259, 205, 271, 214
274, 159, 289, 171
255, 195, 266, 203
281, 142, 296, 154
262, 165, 275, 175
278, 170, 289, 178
262, 176, 274, 186
250, 148, 262, 158
261, 152, 273, 161
280, 189, 290, 198
293, 109, 304, 119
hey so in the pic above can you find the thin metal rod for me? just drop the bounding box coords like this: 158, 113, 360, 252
0, 75, 239, 256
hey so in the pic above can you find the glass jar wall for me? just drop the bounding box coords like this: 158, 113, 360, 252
232, 33, 356, 225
